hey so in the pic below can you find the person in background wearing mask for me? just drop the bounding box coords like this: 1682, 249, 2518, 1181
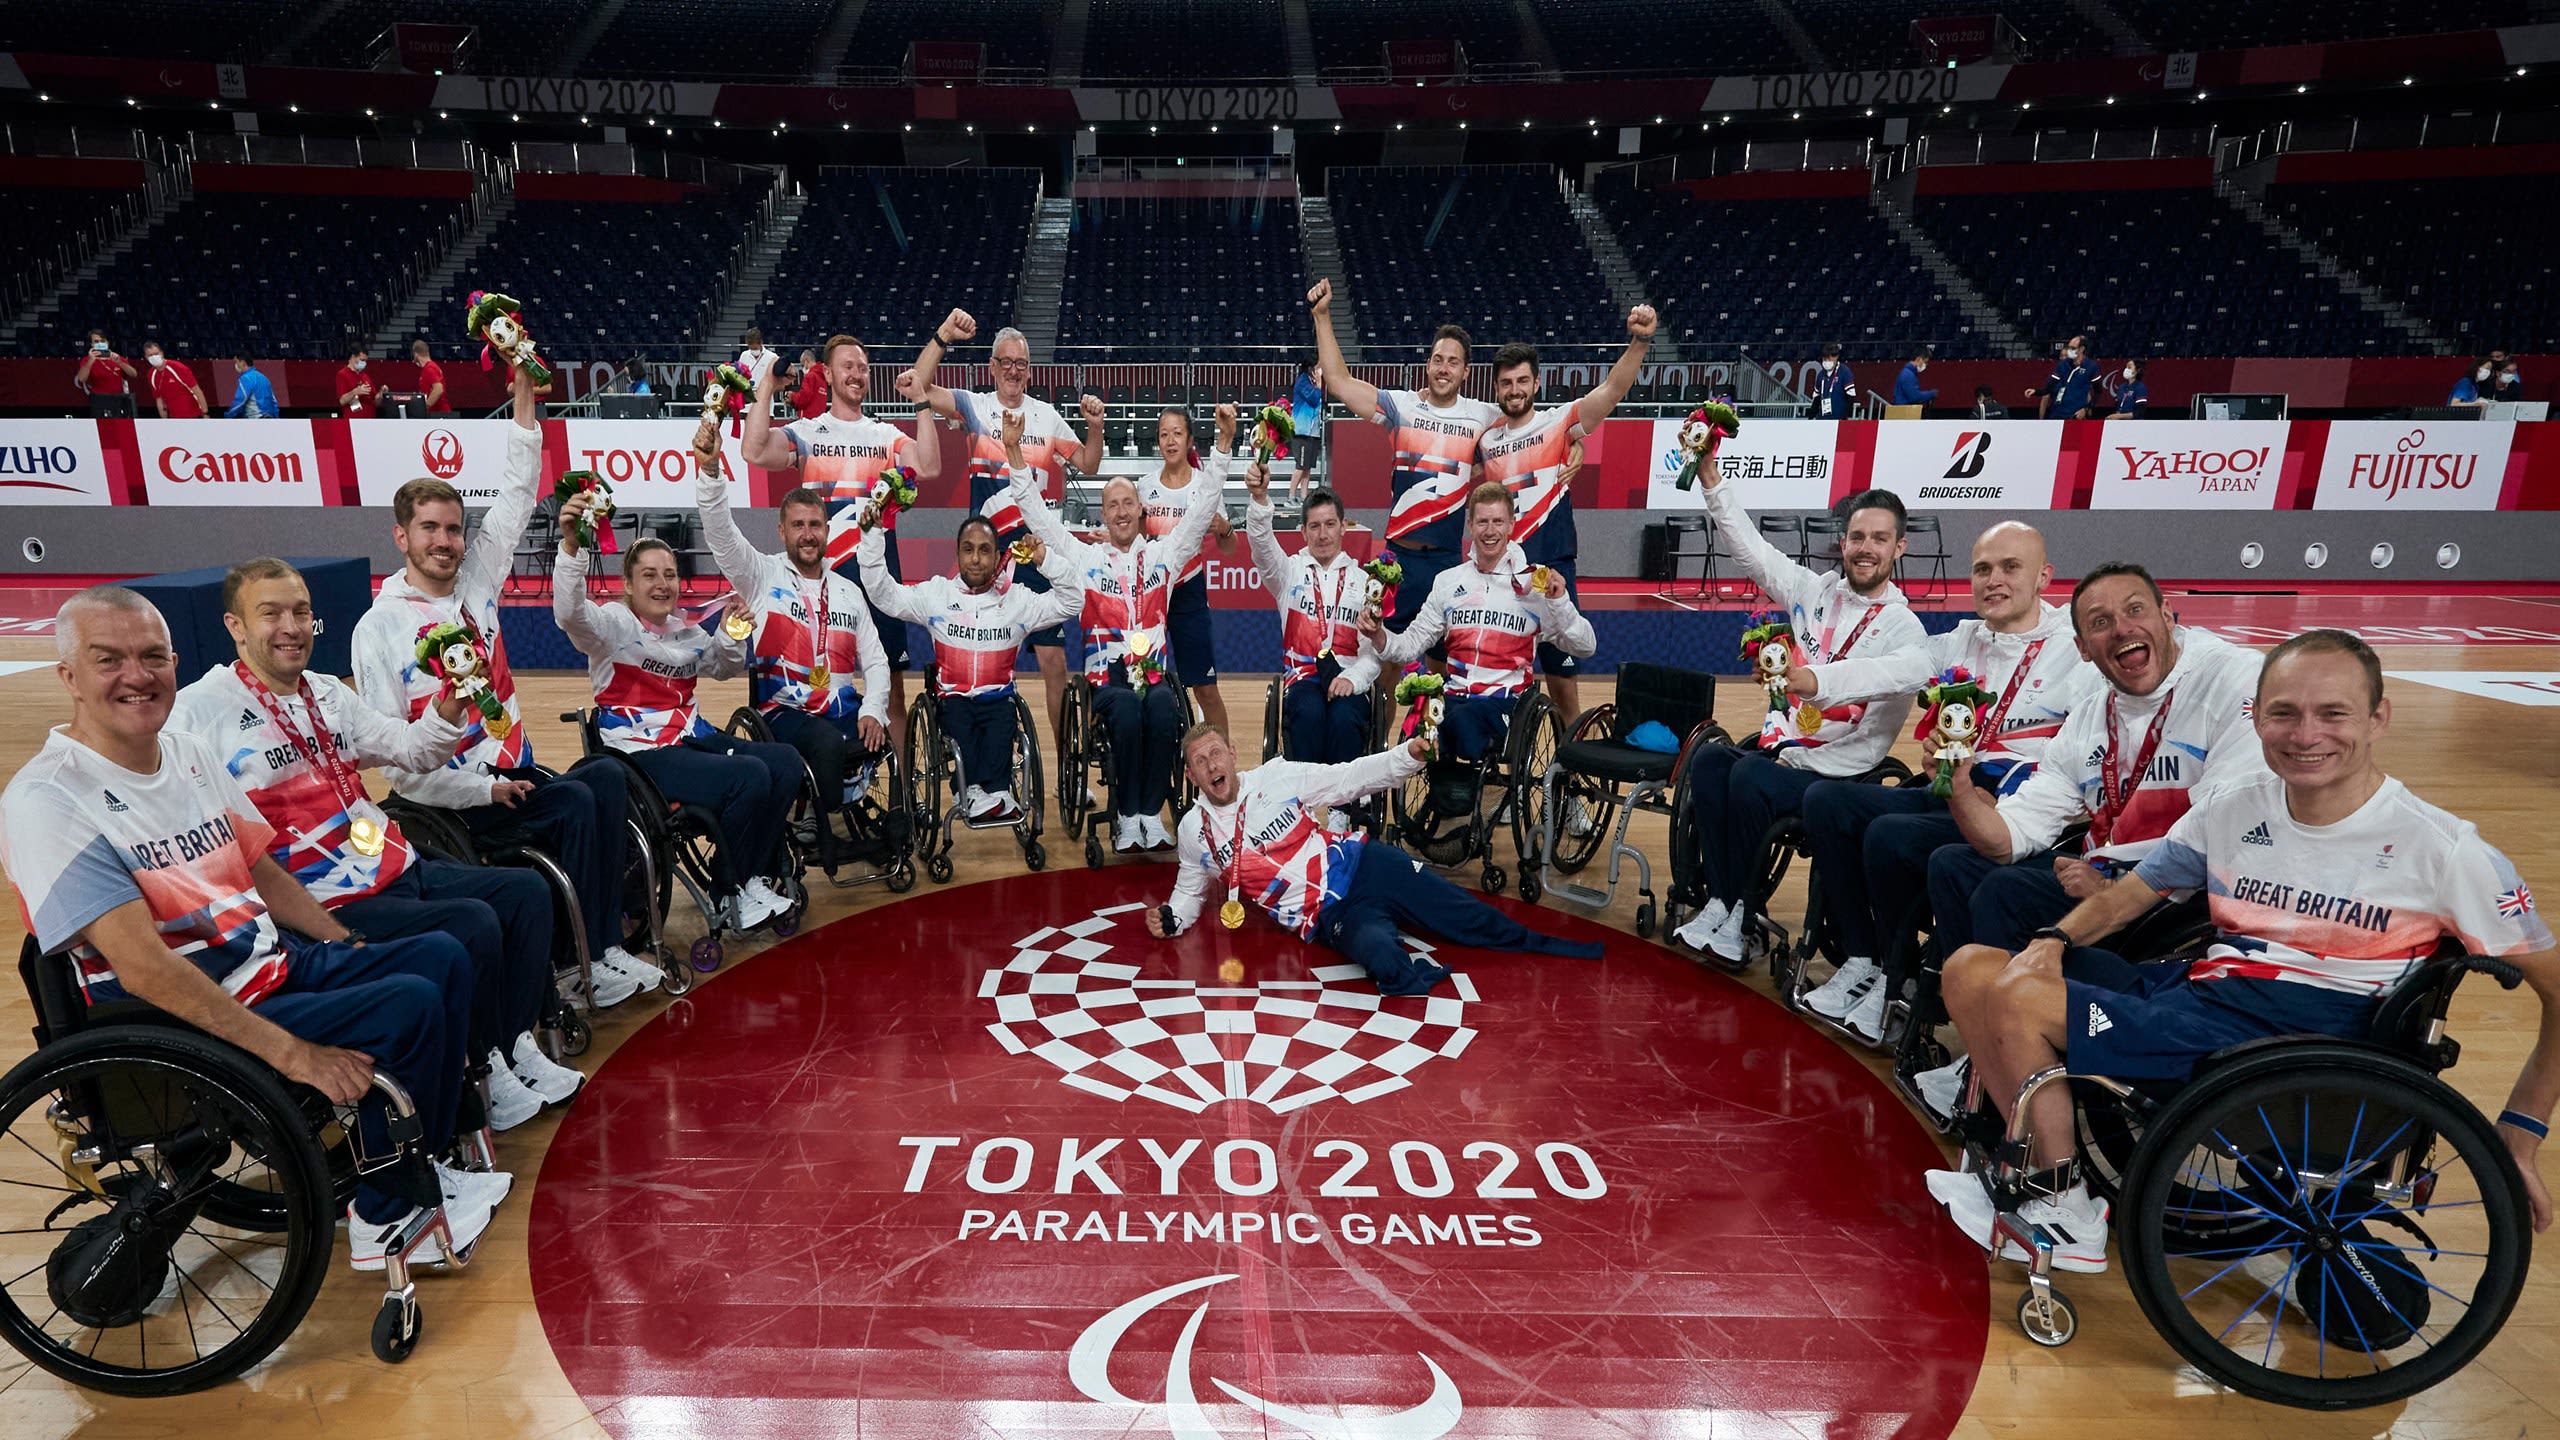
227, 356, 278, 418
737, 327, 779, 390
792, 347, 829, 420
1973, 385, 2009, 420
74, 329, 135, 401
2105, 358, 2148, 421
1811, 342, 1856, 419
2495, 356, 2525, 404
412, 339, 450, 414
337, 344, 377, 420
2450, 358, 2496, 410
2029, 334, 2098, 419
1891, 346, 1937, 410
142, 340, 205, 419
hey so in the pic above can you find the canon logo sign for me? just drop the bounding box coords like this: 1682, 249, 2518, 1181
157, 446, 306, 486
421, 428, 466, 480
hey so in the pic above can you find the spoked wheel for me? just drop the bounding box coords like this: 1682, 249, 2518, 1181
657, 945, 696, 996
554, 1009, 593, 1058
0, 1028, 335, 1396
2118, 1045, 2531, 1410
1393, 763, 1477, 870
1055, 683, 1091, 839
1261, 677, 1284, 762
1011, 693, 1047, 840
1545, 703, 1617, 876
904, 700, 948, 870
2017, 1287, 2077, 1348
1505, 694, 1563, 878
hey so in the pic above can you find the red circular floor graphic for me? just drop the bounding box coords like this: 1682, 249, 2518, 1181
530, 870, 1988, 1438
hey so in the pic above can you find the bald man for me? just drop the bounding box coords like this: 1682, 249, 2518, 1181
1794, 523, 2094, 1043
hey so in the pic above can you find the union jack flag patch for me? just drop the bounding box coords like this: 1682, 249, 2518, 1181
2499, 884, 2535, 919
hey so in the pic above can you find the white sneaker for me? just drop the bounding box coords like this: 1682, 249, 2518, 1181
1699, 906, 1748, 962
510, 1031, 585, 1106
1671, 899, 1730, 953
347, 1195, 492, 1272
1929, 1167, 1998, 1253
572, 956, 639, 1009
964, 783, 989, 814
434, 1157, 514, 1212
1843, 982, 1890, 1046
1113, 815, 1143, 852
480, 1053, 541, 1132
741, 876, 792, 927
1998, 1187, 2113, 1273
1916, 1056, 1971, 1120
1139, 815, 1174, 850
732, 884, 789, 931
602, 943, 662, 995
1566, 797, 1597, 837
984, 789, 1023, 824
1804, 956, 1880, 1019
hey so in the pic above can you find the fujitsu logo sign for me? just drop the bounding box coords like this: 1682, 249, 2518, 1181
158, 446, 305, 485
2344, 428, 2478, 501
2114, 444, 2272, 493
420, 428, 465, 480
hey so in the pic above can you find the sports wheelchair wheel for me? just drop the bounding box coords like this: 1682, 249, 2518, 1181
1543, 702, 1618, 877
1261, 675, 1284, 762
0, 1028, 335, 1396
1503, 691, 1560, 882
1056, 677, 1095, 839
903, 693, 951, 881
2117, 1044, 2530, 1410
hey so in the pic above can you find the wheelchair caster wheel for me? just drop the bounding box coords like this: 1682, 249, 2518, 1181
1519, 871, 1542, 904
1482, 865, 1506, 894
690, 936, 725, 973
886, 859, 916, 893
1025, 841, 1047, 871
659, 947, 696, 997
1085, 833, 1105, 869
371, 1292, 422, 1364
556, 1010, 592, 1058
2016, 1287, 2076, 1348
1635, 901, 1655, 939
926, 854, 953, 884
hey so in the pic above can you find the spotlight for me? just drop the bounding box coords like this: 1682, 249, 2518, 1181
2437, 541, 2463, 569
2370, 542, 2396, 568
2303, 542, 2329, 570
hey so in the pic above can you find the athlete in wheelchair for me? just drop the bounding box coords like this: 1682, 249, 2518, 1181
690, 416, 913, 891
555, 496, 807, 970
1354, 480, 1594, 894
1012, 403, 1231, 863
856, 412, 1083, 879
1243, 463, 1390, 826
1927, 633, 2555, 1407
0, 589, 499, 1389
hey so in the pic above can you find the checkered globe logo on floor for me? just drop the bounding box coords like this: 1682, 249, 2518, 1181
978, 902, 1479, 1113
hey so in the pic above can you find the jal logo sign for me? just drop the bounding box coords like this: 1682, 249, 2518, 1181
1867, 419, 2061, 508
138, 420, 323, 508
351, 419, 523, 506
2317, 421, 2516, 511
0, 420, 116, 507
560, 418, 754, 509
2090, 421, 2291, 511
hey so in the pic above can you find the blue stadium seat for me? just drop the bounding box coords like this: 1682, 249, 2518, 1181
1306, 0, 1523, 72
1083, 0, 1290, 79
1328, 166, 1617, 355
751, 168, 1039, 359
2268, 174, 2560, 354
1055, 197, 1306, 360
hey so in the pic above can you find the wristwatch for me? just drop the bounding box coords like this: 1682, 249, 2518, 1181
2029, 926, 2073, 948
339, 928, 368, 947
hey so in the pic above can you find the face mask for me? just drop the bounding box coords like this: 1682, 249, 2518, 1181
146, 353, 165, 369
2122, 367, 2136, 381
1821, 359, 1837, 373
351, 359, 367, 372
90, 342, 108, 355
2479, 367, 2493, 381
2066, 350, 2082, 362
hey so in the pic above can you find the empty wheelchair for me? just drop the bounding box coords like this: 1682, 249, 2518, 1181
375, 797, 603, 1051
1388, 687, 1560, 896
0, 939, 465, 1391
903, 665, 1047, 882
1966, 943, 2532, 1410
723, 699, 915, 894
1056, 672, 1195, 869
1533, 662, 1728, 938
565, 709, 809, 977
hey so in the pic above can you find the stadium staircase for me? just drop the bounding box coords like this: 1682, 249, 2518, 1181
2069, 0, 2152, 55
2, 159, 193, 352
556, 0, 633, 77
371, 181, 517, 356
1053, 0, 1094, 82
1018, 195, 1071, 361
1758, 0, 1831, 69
1868, 187, 2029, 353
1297, 194, 1361, 362
1280, 0, 1319, 82
810, 0, 870, 80
707, 182, 806, 363
2211, 174, 2445, 352
1567, 186, 1675, 361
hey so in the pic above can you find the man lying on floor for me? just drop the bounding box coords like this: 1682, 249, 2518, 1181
1144, 724, 1600, 993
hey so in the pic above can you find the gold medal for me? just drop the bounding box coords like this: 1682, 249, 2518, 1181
1314, 641, 1331, 661
1220, 898, 1246, 930
1796, 700, 1823, 733
1010, 537, 1038, 564
810, 665, 831, 690
1218, 958, 1245, 984
346, 812, 387, 859
486, 708, 514, 739
1127, 628, 1156, 658
1529, 564, 1552, 594
722, 611, 755, 641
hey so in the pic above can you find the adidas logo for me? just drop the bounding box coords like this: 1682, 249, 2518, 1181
2086, 1001, 2114, 1036
238, 708, 264, 732
102, 789, 129, 813
2241, 822, 2274, 847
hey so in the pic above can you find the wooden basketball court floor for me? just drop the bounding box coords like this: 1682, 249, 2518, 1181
0, 620, 2554, 1440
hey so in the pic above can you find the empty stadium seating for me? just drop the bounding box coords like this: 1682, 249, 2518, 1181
1055, 198, 1305, 360
841, 0, 1057, 74
3, 0, 295, 62
0, 187, 145, 318
1597, 184, 1989, 359
2118, 0, 2482, 53
414, 182, 766, 357
1328, 166, 1618, 354
1305, 0, 1521, 72
1790, 0, 2110, 67
584, 0, 836, 78
1532, 0, 1798, 75
1082, 0, 1290, 81
2266, 174, 2560, 355
286, 0, 588, 71
1910, 185, 2401, 356
752, 168, 1038, 358
16, 191, 472, 361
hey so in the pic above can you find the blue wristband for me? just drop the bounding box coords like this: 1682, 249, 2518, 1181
2499, 1110, 2550, 1140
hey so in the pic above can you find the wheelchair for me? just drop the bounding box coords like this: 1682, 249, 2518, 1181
1533, 662, 1728, 939
375, 795, 604, 1053
723, 698, 916, 895
1958, 941, 2533, 1410
1056, 670, 1195, 870
0, 939, 467, 1390
902, 664, 1047, 882
1259, 670, 1394, 763
1386, 686, 1560, 897
563, 709, 810, 977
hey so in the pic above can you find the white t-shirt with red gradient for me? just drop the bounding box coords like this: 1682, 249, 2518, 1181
1474, 401, 1582, 553
956, 390, 1078, 536
1372, 389, 1500, 552
853, 520, 1084, 698
2135, 772, 2552, 997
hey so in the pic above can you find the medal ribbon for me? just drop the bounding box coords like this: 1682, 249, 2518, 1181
1315, 560, 1350, 658
800, 579, 832, 688
235, 663, 367, 814
1223, 800, 1251, 912
1814, 602, 1882, 664
2089, 689, 2174, 852
1973, 638, 2046, 755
